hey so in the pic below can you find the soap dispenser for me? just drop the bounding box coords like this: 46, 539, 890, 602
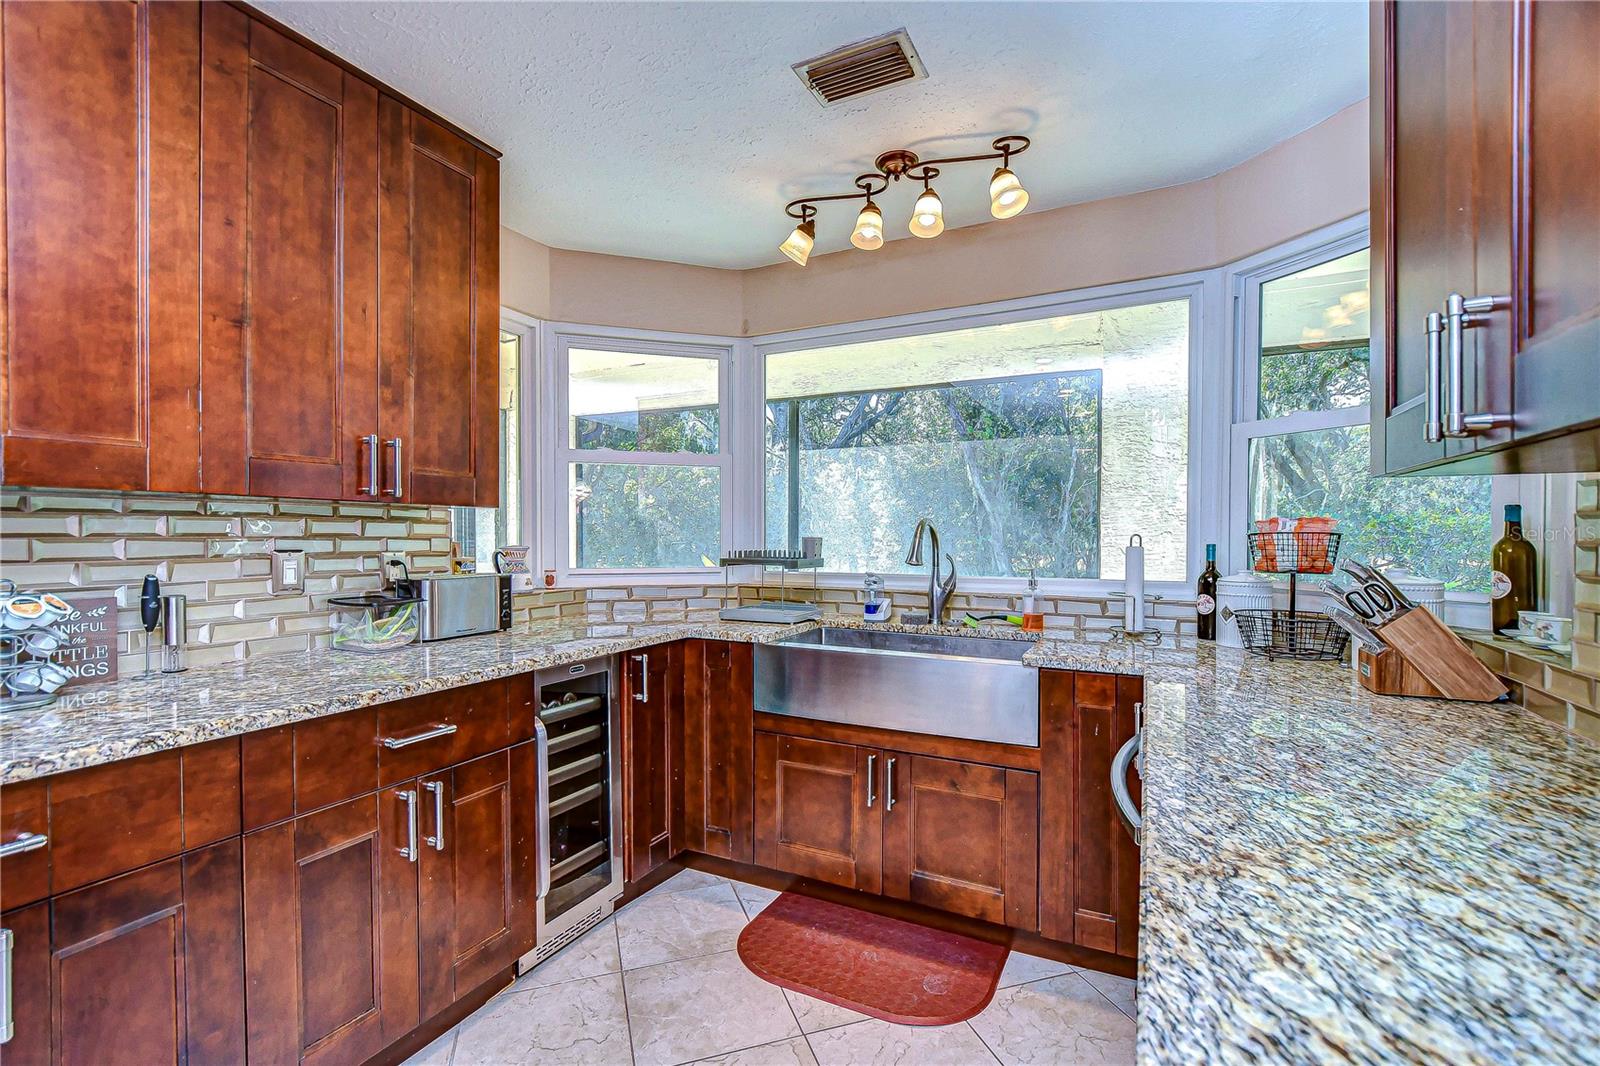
1020, 570, 1044, 632
863, 573, 891, 623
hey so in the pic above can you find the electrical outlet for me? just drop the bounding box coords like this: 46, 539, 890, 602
270, 548, 306, 594
380, 552, 409, 588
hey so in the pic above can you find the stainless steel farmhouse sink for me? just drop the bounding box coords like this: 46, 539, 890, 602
753, 627, 1040, 746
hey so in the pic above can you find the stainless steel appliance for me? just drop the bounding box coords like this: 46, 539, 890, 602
520, 656, 625, 971
412, 573, 512, 642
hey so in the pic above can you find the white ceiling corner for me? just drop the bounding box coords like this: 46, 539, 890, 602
255, 1, 1368, 269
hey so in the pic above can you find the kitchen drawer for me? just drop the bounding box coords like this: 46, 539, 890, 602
1, 741, 242, 908
378, 679, 511, 786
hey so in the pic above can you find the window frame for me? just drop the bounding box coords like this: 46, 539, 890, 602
750, 272, 1225, 598
1223, 215, 1509, 623
538, 321, 740, 583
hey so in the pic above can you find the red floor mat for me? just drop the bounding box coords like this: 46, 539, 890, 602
736, 891, 1009, 1026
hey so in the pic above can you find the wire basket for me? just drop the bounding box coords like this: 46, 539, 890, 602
1230, 608, 1351, 661
1246, 531, 1342, 575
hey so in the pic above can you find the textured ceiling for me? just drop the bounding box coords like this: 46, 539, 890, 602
256, 1, 1368, 269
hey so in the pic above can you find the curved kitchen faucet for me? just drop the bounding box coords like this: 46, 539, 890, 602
903, 517, 957, 625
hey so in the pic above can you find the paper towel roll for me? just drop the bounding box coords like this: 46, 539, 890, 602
1123, 534, 1145, 633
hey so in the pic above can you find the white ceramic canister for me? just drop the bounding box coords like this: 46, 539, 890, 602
1216, 571, 1274, 648
1383, 568, 1446, 618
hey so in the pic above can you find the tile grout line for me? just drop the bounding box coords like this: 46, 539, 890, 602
964, 1018, 1006, 1065
615, 920, 641, 1066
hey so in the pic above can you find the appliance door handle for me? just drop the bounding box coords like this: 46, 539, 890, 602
1112, 734, 1142, 847
0, 831, 48, 859
865, 754, 877, 808
423, 780, 445, 851
534, 716, 551, 901
383, 437, 404, 497
1443, 292, 1512, 437
1423, 312, 1443, 444
632, 653, 648, 703
885, 756, 897, 812
362, 433, 381, 495
0, 927, 12, 1046
398, 788, 419, 862
380, 723, 457, 749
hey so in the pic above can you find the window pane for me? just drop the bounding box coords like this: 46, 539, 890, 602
568, 348, 719, 453
450, 330, 523, 570
1247, 424, 1492, 592
1258, 248, 1370, 419
570, 463, 719, 569
765, 300, 1189, 580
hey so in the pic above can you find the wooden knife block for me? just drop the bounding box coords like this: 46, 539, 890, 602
1358, 608, 1508, 702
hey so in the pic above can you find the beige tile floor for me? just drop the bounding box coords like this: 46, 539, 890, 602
406, 869, 1137, 1066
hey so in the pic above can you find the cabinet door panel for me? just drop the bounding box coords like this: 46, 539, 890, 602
418, 747, 535, 1019
754, 733, 880, 893
244, 790, 418, 1066
881, 755, 1038, 929
378, 100, 499, 505
1, 0, 201, 491
679, 641, 754, 863
199, 5, 378, 499
1511, 0, 1600, 441
625, 645, 675, 881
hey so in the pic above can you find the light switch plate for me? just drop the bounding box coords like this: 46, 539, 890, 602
271, 548, 306, 593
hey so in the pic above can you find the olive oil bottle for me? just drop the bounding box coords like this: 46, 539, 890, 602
1491, 504, 1537, 634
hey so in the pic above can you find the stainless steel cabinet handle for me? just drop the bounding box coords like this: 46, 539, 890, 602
1443, 292, 1512, 437
383, 437, 404, 497
885, 756, 897, 812
1133, 701, 1145, 779
534, 717, 551, 900
1423, 312, 1444, 444
423, 780, 445, 851
380, 723, 457, 749
362, 433, 381, 495
398, 788, 419, 862
0, 832, 48, 859
865, 754, 877, 808
1112, 734, 1142, 847
1, 927, 13, 1045
632, 653, 649, 703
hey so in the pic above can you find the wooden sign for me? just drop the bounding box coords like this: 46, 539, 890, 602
54, 593, 118, 685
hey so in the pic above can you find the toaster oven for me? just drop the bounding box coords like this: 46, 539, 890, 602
412, 573, 512, 641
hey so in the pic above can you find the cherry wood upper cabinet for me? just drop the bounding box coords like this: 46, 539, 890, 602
0, 0, 202, 492
1372, 0, 1600, 475
378, 99, 501, 506
199, 5, 380, 500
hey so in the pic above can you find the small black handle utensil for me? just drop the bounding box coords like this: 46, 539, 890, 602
139, 574, 162, 677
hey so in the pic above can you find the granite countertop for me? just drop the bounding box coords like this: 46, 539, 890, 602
3, 615, 1597, 1064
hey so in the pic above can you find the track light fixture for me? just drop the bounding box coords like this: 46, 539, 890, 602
779, 135, 1030, 264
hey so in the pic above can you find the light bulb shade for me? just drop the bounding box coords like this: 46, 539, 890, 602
850, 201, 884, 250
779, 219, 816, 266
909, 187, 944, 238
989, 167, 1029, 219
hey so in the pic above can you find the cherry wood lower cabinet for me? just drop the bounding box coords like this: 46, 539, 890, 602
754, 732, 1039, 927
676, 640, 755, 863
1039, 670, 1142, 958
0, 842, 246, 1066
623, 642, 679, 882
418, 745, 538, 1019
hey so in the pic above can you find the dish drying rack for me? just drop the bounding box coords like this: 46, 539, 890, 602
1230, 531, 1349, 660
717, 550, 826, 623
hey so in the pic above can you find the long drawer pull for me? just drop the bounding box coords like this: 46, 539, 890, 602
0, 832, 47, 859
1, 927, 12, 1045
381, 723, 457, 749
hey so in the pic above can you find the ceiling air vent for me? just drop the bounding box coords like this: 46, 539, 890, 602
793, 29, 927, 107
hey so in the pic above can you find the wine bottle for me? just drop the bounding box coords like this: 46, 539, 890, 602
1196, 543, 1220, 640
1491, 504, 1537, 634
